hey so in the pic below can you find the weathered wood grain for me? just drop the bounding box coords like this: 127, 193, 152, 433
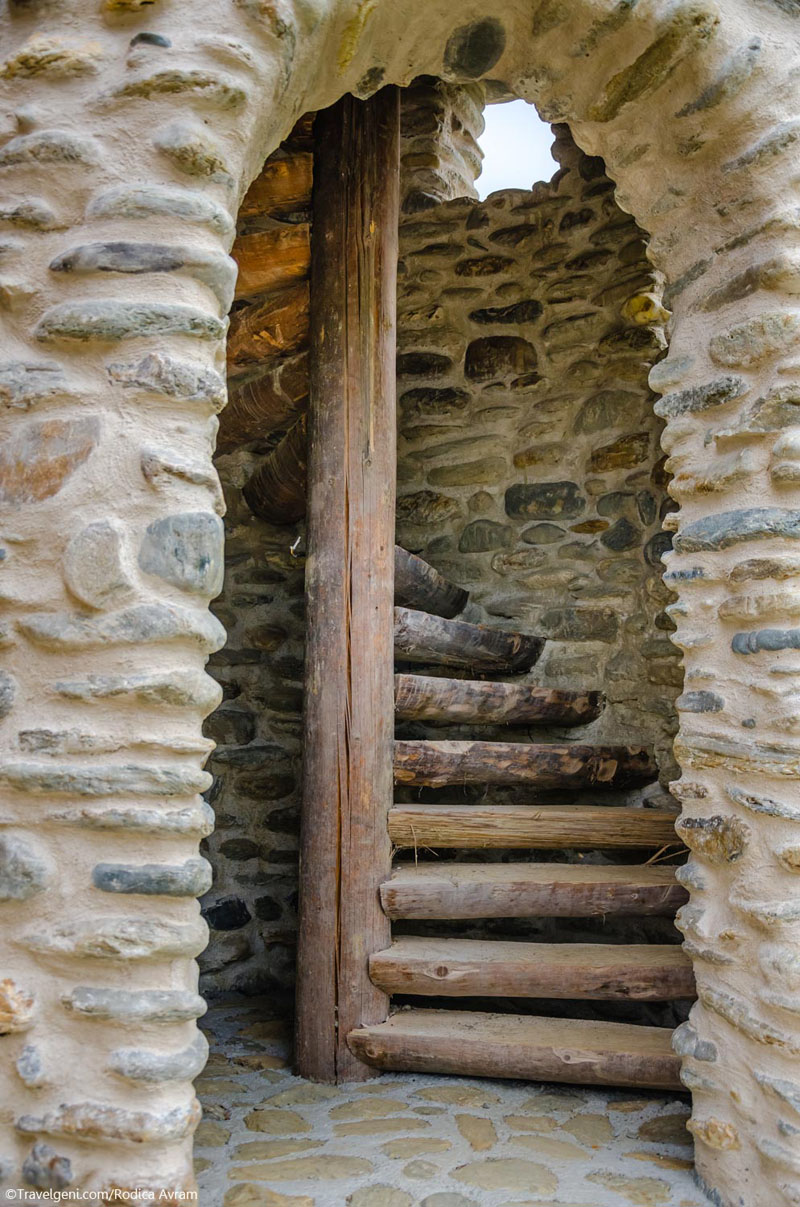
380, 862, 688, 919
369, 937, 695, 1000
295, 88, 400, 1083
239, 153, 313, 222
242, 414, 307, 524
219, 352, 309, 451
394, 606, 544, 673
394, 547, 468, 618
226, 282, 309, 371
387, 804, 680, 849
395, 674, 604, 726
348, 1009, 683, 1090
231, 225, 310, 299
394, 740, 657, 788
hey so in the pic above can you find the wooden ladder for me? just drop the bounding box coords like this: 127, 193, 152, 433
295, 88, 690, 1091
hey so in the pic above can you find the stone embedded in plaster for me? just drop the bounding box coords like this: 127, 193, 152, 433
538, 606, 619, 642
505, 481, 585, 520
0, 362, 75, 410
675, 814, 748, 862
0, 761, 210, 797
0, 979, 35, 1034
457, 520, 513, 553
755, 1072, 800, 1117
16, 1045, 46, 1088
92, 857, 212, 897
730, 556, 800, 582
443, 19, 506, 79
154, 120, 234, 184
108, 1032, 208, 1084
701, 986, 800, 1050
429, 458, 507, 487
490, 549, 545, 575
54, 669, 222, 711
700, 254, 800, 311
0, 670, 15, 719
138, 512, 224, 596
107, 353, 226, 409
0, 200, 58, 230
675, 507, 800, 552
574, 389, 642, 432
724, 118, 800, 173
397, 352, 452, 377
400, 387, 470, 419
672, 1021, 718, 1061
732, 628, 800, 654
676, 35, 762, 117
732, 896, 800, 929
676, 690, 724, 712
20, 602, 226, 652
600, 517, 641, 551
51, 241, 237, 313
465, 336, 537, 383
717, 384, 800, 436
22, 916, 208, 961
0, 416, 99, 506
141, 449, 224, 514
16, 1098, 201, 1144
62, 986, 207, 1024
688, 1118, 741, 1152
22, 1143, 72, 1191
203, 895, 252, 931
35, 300, 225, 344
468, 299, 543, 324
0, 835, 52, 900
720, 589, 800, 621
50, 802, 215, 835
654, 375, 747, 417
63, 520, 132, 610
709, 310, 800, 368
455, 256, 514, 278
87, 186, 234, 240
0, 130, 99, 168
589, 433, 649, 471
104, 69, 247, 110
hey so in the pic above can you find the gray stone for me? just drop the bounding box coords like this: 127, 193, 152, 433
0, 761, 210, 798
538, 606, 619, 642
649, 354, 694, 391
55, 669, 222, 711
676, 814, 748, 863
672, 1022, 718, 1062
521, 522, 565, 544
0, 130, 99, 168
154, 120, 233, 183
468, 299, 542, 324
20, 602, 226, 653
654, 375, 747, 417
22, 916, 208, 961
677, 690, 725, 712
0, 836, 51, 900
675, 508, 800, 552
505, 480, 585, 519
50, 802, 215, 836
107, 353, 226, 409
105, 68, 246, 110
429, 458, 506, 487
465, 335, 537, 383
600, 517, 641, 551
86, 186, 234, 239
0, 200, 58, 230
50, 242, 237, 312
755, 1072, 800, 1116
35, 300, 224, 344
92, 857, 212, 897
138, 512, 224, 596
443, 19, 506, 78
701, 255, 800, 312
677, 36, 761, 116
732, 628, 800, 655
63, 520, 131, 610
724, 118, 800, 172
709, 311, 800, 368
490, 548, 545, 574
719, 384, 800, 435
62, 986, 207, 1024
457, 520, 513, 553
0, 670, 15, 719
22, 1143, 72, 1191
141, 449, 222, 512
16, 1099, 200, 1144
16, 1045, 46, 1088
421, 1197, 478, 1207
0, 361, 73, 409
109, 1031, 208, 1084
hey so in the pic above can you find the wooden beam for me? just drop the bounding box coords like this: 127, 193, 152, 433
394, 547, 468, 618
242, 415, 307, 525
295, 88, 400, 1083
394, 606, 544, 673
348, 1009, 683, 1090
394, 740, 657, 789
238, 153, 313, 222
380, 862, 688, 919
231, 225, 310, 300
219, 352, 308, 451
369, 937, 695, 1000
395, 674, 604, 726
226, 281, 309, 371
387, 804, 681, 849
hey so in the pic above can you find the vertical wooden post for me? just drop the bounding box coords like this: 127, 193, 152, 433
296, 88, 400, 1082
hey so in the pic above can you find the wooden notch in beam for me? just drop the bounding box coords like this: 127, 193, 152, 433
242, 415, 307, 525
387, 803, 680, 849
394, 740, 657, 789
394, 606, 544, 674
380, 862, 688, 920
394, 547, 468, 618
348, 1009, 683, 1090
295, 88, 400, 1084
369, 937, 696, 1000
395, 674, 604, 726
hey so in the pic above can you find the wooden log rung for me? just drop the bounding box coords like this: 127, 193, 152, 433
394, 607, 544, 674
387, 804, 680, 849
395, 674, 604, 726
369, 937, 695, 1001
394, 547, 469, 618
394, 740, 657, 789
348, 1009, 683, 1090
380, 862, 688, 920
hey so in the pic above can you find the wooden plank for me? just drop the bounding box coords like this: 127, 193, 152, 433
219, 352, 308, 450
242, 415, 307, 524
239, 153, 313, 222
381, 862, 688, 920
369, 937, 695, 1000
394, 547, 468, 618
394, 740, 656, 789
394, 606, 544, 673
387, 804, 680, 849
226, 282, 309, 371
295, 88, 400, 1083
395, 674, 604, 726
231, 225, 310, 299
348, 1009, 683, 1090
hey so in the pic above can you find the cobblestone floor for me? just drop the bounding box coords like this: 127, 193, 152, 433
197, 999, 711, 1207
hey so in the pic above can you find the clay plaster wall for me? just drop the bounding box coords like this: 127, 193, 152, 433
1, 1, 800, 1203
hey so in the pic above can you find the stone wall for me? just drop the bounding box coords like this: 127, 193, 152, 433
395, 123, 682, 783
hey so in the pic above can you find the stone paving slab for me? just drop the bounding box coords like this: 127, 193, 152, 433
197, 1001, 711, 1207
